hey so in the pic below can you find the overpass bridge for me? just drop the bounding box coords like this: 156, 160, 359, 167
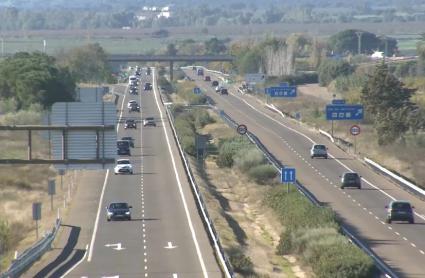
107, 54, 234, 80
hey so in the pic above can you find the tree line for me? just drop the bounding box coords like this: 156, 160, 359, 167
0, 43, 113, 110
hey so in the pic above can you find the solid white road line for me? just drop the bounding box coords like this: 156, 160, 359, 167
61, 244, 88, 278
88, 84, 127, 262
152, 69, 209, 277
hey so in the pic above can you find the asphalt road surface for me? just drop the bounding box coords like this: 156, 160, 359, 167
65, 69, 222, 278
186, 68, 425, 278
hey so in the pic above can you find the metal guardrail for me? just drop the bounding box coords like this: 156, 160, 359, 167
214, 106, 398, 278
364, 157, 425, 201
1, 218, 61, 278
156, 84, 234, 276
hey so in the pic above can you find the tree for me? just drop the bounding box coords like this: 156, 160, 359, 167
317, 59, 354, 86
204, 37, 227, 54
328, 29, 397, 56
59, 43, 112, 83
361, 63, 415, 145
0, 52, 75, 109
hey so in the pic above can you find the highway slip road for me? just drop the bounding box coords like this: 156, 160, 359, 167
25, 70, 222, 278
186, 68, 425, 278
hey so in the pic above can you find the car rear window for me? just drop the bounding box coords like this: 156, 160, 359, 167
314, 145, 326, 150
110, 203, 128, 209
344, 173, 358, 179
392, 202, 411, 210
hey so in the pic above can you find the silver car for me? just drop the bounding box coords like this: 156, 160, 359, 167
310, 144, 328, 159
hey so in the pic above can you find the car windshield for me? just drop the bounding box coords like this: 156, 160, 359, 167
117, 141, 129, 147
117, 160, 130, 165
122, 137, 132, 141
392, 202, 411, 210
126, 120, 135, 123
110, 203, 128, 209
145, 117, 154, 121
315, 145, 326, 150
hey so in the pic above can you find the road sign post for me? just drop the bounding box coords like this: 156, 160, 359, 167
48, 180, 56, 211
350, 125, 361, 154
32, 202, 41, 240
281, 168, 296, 193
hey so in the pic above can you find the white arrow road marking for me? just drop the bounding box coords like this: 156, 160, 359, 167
164, 241, 177, 249
101, 276, 119, 278
173, 274, 178, 278
105, 243, 125, 250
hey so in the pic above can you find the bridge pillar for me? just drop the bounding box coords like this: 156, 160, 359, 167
169, 61, 174, 81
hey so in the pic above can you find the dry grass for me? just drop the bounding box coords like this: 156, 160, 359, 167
189, 117, 310, 277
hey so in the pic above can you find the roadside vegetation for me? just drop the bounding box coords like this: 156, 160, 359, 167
0, 43, 114, 270
170, 102, 375, 277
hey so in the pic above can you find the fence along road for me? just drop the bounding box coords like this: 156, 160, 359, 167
184, 68, 425, 278
68, 70, 221, 277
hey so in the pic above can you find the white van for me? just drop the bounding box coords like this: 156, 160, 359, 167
128, 75, 137, 84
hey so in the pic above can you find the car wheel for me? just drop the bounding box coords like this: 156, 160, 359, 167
409, 218, 414, 224
386, 218, 392, 224
130, 171, 133, 175
311, 156, 314, 159
128, 216, 132, 221
107, 218, 111, 222
340, 186, 344, 189
358, 186, 361, 189
324, 155, 328, 159
114, 173, 117, 175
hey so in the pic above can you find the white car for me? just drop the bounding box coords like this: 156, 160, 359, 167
114, 159, 133, 175
127, 100, 137, 109
310, 144, 328, 159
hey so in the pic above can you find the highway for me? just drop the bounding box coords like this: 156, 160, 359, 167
185, 68, 425, 278
66, 69, 222, 277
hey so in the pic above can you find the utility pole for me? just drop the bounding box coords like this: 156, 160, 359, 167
355, 31, 364, 55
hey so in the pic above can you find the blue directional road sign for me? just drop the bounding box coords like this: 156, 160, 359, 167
281, 168, 296, 183
332, 99, 346, 105
193, 87, 201, 94
326, 104, 364, 120
267, 86, 297, 97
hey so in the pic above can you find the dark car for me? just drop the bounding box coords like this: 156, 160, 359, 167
121, 136, 134, 148
129, 87, 138, 95
340, 172, 361, 189
106, 202, 132, 221
212, 80, 219, 87
220, 88, 229, 95
386, 201, 415, 224
204, 76, 211, 81
192, 66, 197, 71
124, 119, 137, 129
129, 103, 140, 112
146, 67, 151, 75
117, 140, 131, 156
144, 82, 152, 91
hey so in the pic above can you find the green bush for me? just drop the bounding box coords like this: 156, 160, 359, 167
234, 148, 265, 172
248, 164, 277, 184
228, 248, 255, 275
0, 219, 10, 255
216, 137, 252, 168
318, 59, 354, 86
192, 108, 214, 128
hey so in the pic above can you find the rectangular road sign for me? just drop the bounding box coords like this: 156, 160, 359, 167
281, 168, 296, 183
193, 87, 201, 94
32, 202, 41, 220
267, 86, 297, 98
326, 104, 364, 120
280, 82, 289, 87
245, 73, 266, 84
332, 99, 346, 105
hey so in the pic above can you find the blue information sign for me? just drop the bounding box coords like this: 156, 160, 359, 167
332, 99, 346, 105
281, 168, 296, 183
193, 87, 201, 94
267, 86, 297, 97
326, 104, 364, 120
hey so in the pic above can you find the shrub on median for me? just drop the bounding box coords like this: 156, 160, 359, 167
265, 186, 376, 278
248, 165, 277, 184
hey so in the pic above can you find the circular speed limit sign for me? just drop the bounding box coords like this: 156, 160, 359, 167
350, 125, 361, 136
236, 124, 248, 135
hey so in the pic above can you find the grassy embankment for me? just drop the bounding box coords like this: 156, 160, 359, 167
0, 104, 79, 270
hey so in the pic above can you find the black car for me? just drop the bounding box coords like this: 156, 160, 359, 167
106, 202, 132, 221
144, 82, 152, 91
340, 172, 361, 189
220, 88, 229, 95
124, 119, 137, 129
121, 136, 134, 148
386, 201, 415, 224
117, 140, 131, 156
212, 80, 219, 87
146, 67, 151, 75
204, 76, 211, 81
129, 103, 140, 112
